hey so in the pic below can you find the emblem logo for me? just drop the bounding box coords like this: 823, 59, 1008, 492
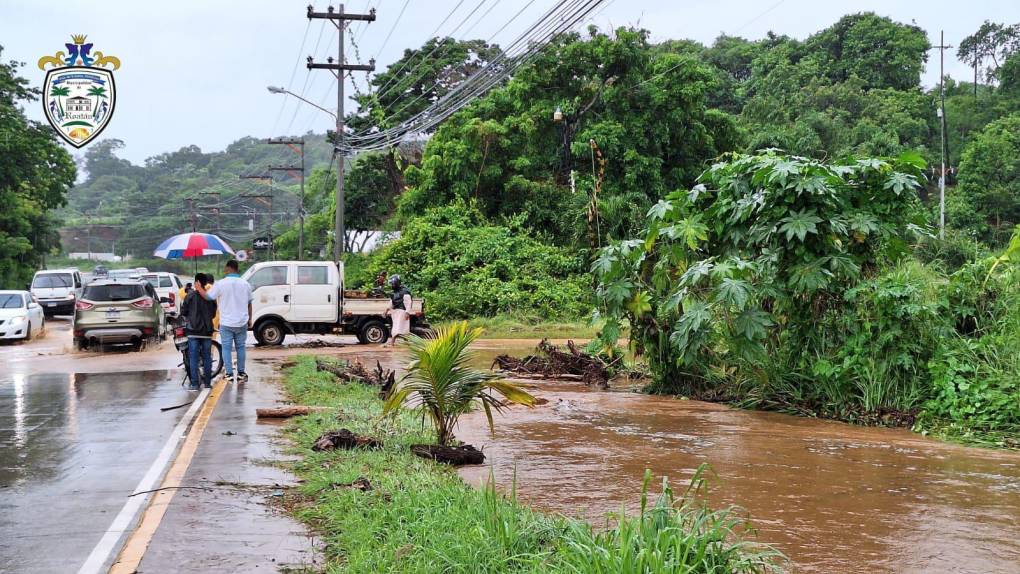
38, 35, 120, 148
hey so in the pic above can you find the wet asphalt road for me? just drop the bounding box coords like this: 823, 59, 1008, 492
0, 317, 195, 573
0, 316, 325, 572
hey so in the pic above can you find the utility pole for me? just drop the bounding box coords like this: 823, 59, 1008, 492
239, 174, 273, 262
306, 4, 376, 261
936, 31, 952, 239
267, 137, 306, 259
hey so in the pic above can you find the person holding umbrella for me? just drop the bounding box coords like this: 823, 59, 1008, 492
195, 259, 252, 382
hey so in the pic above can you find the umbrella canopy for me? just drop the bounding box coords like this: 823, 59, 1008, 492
154, 232, 235, 259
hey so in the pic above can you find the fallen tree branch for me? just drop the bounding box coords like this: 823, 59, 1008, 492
256, 405, 331, 419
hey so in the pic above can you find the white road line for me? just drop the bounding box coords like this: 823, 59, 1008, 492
76, 389, 209, 574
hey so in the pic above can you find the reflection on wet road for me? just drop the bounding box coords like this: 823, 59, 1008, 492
457, 376, 1020, 574
0, 370, 194, 573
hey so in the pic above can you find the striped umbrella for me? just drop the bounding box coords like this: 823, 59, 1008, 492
154, 232, 235, 259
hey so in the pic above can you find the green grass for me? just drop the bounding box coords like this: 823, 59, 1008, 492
281, 356, 783, 573
437, 316, 606, 340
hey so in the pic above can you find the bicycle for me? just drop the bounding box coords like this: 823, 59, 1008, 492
172, 321, 223, 387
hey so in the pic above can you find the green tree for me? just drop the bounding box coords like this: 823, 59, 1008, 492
400, 27, 742, 246
954, 114, 1020, 243
958, 21, 1020, 83
804, 12, 930, 91
0, 46, 76, 287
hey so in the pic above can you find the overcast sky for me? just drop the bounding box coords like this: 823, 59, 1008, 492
3, 0, 1019, 164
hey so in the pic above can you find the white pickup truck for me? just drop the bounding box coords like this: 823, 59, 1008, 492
241, 260, 428, 345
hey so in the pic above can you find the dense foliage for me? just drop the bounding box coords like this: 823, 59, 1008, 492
400, 27, 743, 245
0, 47, 76, 288
594, 151, 924, 393
366, 203, 588, 320
951, 114, 1020, 243
596, 151, 1019, 442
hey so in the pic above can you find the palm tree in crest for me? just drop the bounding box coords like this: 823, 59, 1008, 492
87, 86, 107, 120
50, 86, 70, 118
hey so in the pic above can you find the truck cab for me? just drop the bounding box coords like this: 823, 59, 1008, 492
242, 260, 427, 346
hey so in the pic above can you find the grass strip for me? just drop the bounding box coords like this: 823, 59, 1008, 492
282, 355, 784, 573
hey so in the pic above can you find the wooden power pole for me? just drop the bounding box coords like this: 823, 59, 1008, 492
306, 4, 376, 261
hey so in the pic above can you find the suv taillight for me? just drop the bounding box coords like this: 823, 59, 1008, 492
75, 300, 94, 311
131, 297, 154, 309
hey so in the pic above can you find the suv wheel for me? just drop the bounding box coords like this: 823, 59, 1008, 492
255, 320, 286, 346
361, 320, 389, 345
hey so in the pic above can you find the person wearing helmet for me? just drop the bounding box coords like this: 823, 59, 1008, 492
384, 274, 412, 347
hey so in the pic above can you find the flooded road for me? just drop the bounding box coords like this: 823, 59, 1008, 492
455, 346, 1020, 574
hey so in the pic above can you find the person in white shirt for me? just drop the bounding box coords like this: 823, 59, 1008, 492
195, 259, 252, 382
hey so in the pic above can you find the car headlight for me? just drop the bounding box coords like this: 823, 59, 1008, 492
10, 316, 26, 325
66, 294, 76, 300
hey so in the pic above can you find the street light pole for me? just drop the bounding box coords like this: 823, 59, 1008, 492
267, 86, 337, 120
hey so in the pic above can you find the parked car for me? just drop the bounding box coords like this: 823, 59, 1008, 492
93, 265, 109, 278
0, 290, 45, 341
30, 268, 85, 316
141, 272, 185, 318
73, 279, 167, 350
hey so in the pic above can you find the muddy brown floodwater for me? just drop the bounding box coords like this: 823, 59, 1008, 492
454, 344, 1020, 574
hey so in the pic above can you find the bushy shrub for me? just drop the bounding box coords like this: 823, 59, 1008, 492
595, 150, 926, 396
368, 202, 589, 320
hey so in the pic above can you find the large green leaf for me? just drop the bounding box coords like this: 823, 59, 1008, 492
779, 209, 822, 242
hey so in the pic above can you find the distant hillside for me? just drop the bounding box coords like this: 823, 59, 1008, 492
61, 133, 336, 257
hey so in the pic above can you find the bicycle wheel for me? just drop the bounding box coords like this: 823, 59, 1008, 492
210, 340, 224, 377
181, 349, 193, 387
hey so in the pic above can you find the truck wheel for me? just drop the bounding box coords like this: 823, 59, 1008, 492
361, 321, 389, 345
256, 320, 286, 346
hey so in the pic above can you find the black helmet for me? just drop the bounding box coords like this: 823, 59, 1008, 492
388, 274, 401, 288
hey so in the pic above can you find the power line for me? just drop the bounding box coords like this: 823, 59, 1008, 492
349, 0, 607, 151
271, 19, 313, 136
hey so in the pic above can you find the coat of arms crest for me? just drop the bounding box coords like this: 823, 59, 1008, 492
38, 35, 120, 148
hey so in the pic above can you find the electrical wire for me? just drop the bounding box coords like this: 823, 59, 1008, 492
348, 0, 606, 151
364, 0, 491, 106
373, 0, 409, 60
271, 19, 313, 136
353, 0, 539, 136
348, 0, 584, 144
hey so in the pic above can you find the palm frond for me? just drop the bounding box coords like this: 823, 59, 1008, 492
383, 321, 536, 445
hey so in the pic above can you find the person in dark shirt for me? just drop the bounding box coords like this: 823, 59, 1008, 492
180, 273, 218, 390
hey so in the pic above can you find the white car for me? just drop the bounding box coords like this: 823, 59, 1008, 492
0, 290, 45, 341
141, 272, 185, 317
30, 268, 85, 316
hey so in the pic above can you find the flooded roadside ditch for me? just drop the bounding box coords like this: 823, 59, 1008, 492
456, 343, 1020, 573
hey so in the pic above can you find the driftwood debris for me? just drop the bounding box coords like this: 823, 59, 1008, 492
256, 406, 330, 419
411, 444, 485, 466
316, 358, 396, 398
312, 428, 382, 451
493, 339, 612, 388
333, 476, 373, 492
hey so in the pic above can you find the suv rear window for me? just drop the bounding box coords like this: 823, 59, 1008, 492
32, 274, 73, 288
83, 284, 146, 302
